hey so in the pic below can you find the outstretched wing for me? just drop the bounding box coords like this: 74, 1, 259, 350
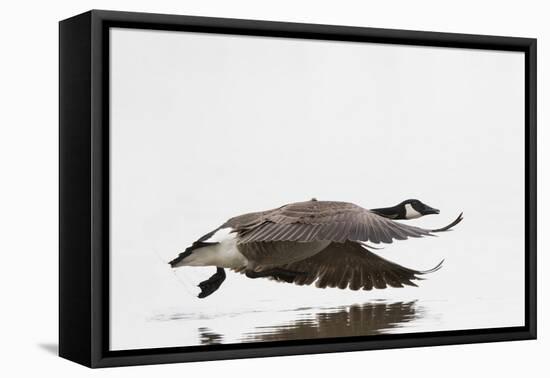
232, 201, 462, 245
273, 241, 443, 290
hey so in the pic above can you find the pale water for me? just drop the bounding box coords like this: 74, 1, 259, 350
151, 300, 422, 345
109, 236, 525, 351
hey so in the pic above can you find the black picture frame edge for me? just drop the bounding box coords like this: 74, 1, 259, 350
59, 9, 537, 369
59, 11, 93, 367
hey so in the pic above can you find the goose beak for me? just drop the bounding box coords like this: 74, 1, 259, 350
424, 206, 440, 215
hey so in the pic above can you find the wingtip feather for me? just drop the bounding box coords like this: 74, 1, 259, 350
430, 212, 464, 233
419, 259, 445, 274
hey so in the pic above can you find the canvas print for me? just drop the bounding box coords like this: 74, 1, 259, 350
109, 28, 525, 351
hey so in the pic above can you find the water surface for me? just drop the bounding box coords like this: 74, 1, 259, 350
152, 300, 426, 345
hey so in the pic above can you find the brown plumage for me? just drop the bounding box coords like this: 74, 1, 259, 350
265, 240, 443, 290
225, 200, 436, 245
225, 200, 461, 289
170, 199, 463, 298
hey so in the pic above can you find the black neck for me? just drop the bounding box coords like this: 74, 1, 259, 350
370, 205, 405, 220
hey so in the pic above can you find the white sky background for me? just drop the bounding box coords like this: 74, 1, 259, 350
109, 28, 525, 350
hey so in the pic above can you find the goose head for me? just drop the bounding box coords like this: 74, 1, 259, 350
371, 199, 440, 220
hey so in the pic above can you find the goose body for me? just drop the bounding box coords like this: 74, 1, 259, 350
169, 199, 463, 298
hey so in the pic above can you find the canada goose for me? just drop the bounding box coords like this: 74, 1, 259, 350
169, 199, 463, 298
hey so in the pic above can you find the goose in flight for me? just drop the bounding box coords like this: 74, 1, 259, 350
169, 199, 463, 298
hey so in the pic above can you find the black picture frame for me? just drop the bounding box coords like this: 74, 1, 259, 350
59, 9, 537, 368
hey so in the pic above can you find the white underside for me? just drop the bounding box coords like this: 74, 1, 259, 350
404, 203, 422, 219
172, 228, 248, 269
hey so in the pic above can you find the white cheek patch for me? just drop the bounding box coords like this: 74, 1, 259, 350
404, 204, 422, 219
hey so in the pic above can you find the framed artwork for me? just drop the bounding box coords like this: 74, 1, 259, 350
59, 10, 537, 368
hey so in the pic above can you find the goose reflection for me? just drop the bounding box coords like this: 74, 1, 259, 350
198, 327, 223, 345
198, 301, 421, 345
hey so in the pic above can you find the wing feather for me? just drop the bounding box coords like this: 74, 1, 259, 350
264, 241, 442, 291
362, 270, 374, 291
227, 201, 462, 245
